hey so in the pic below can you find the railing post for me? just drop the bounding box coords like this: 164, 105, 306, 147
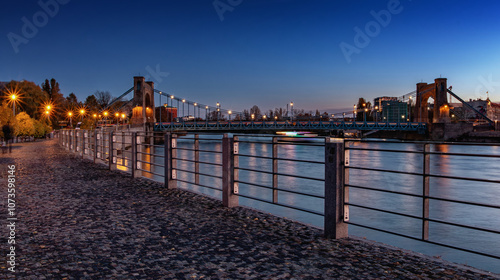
222, 134, 238, 207
81, 130, 85, 158
272, 136, 278, 203
164, 133, 177, 189
324, 138, 348, 239
109, 131, 116, 170
422, 143, 430, 240
93, 130, 98, 163
132, 132, 142, 178
194, 134, 200, 185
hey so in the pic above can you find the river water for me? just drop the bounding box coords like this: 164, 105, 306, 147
129, 135, 500, 273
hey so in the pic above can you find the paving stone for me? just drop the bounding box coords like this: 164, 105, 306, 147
0, 139, 499, 279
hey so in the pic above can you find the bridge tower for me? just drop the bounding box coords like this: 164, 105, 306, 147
415, 78, 450, 124
130, 76, 155, 127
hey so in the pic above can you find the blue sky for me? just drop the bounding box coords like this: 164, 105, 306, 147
1, 0, 500, 114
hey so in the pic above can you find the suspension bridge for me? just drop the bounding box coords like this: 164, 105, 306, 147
100, 77, 494, 134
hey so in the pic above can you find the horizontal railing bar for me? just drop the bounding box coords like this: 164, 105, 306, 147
346, 147, 423, 154
175, 147, 222, 154
136, 160, 165, 168
428, 196, 500, 210
235, 193, 324, 216
171, 157, 222, 167
347, 166, 422, 176
345, 184, 422, 198
348, 221, 500, 259
427, 151, 500, 158
236, 180, 325, 199
176, 178, 222, 192
175, 168, 222, 180
236, 167, 324, 182
346, 202, 422, 220
427, 218, 500, 235
427, 173, 500, 184
137, 169, 164, 177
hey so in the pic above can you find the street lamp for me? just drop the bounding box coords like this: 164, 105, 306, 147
290, 101, 294, 121
68, 112, 73, 127
10, 94, 16, 115
80, 109, 85, 122
364, 108, 368, 122
228, 110, 232, 121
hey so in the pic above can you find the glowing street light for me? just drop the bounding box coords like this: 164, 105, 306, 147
10, 94, 17, 115
228, 110, 232, 121
68, 112, 73, 127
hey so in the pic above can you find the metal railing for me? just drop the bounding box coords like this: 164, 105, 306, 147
344, 139, 500, 259
58, 130, 500, 261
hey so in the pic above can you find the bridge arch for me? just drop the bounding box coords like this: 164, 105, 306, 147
415, 78, 450, 123
131, 76, 155, 126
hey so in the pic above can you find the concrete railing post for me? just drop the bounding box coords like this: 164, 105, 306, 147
93, 130, 98, 163
164, 133, 177, 189
132, 132, 142, 178
324, 138, 348, 239
222, 134, 238, 208
109, 131, 116, 170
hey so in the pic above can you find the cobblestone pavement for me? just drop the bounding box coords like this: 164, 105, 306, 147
1, 139, 499, 279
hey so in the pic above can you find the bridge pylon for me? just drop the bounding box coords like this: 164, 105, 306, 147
415, 78, 450, 124
131, 76, 155, 127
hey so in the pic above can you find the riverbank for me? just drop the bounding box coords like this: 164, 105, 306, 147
0, 139, 498, 279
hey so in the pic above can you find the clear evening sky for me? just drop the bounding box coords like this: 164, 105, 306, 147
1, 0, 499, 113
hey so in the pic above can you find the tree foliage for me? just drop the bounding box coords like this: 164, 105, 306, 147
15, 112, 35, 137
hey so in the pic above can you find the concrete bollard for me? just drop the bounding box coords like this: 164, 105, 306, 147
324, 138, 348, 239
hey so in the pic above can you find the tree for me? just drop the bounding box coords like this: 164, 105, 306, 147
84, 95, 100, 113
15, 112, 35, 137
95, 90, 112, 109
250, 105, 262, 119
66, 93, 78, 109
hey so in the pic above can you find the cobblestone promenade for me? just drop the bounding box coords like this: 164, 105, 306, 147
1, 139, 499, 279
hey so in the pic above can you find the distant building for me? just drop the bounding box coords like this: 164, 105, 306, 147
155, 106, 178, 122
374, 96, 398, 111
379, 100, 409, 122
450, 98, 500, 121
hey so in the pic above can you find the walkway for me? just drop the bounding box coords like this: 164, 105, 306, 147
0, 139, 498, 279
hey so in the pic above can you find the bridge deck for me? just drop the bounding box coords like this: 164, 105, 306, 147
155, 120, 427, 132
2, 139, 497, 278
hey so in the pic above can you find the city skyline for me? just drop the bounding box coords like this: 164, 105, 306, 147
1, 0, 500, 113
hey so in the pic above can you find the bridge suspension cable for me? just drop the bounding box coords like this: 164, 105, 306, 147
154, 89, 244, 119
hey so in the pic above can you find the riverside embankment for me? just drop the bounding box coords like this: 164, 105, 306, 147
0, 139, 498, 279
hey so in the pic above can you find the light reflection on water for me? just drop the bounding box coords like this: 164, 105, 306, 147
122, 136, 500, 273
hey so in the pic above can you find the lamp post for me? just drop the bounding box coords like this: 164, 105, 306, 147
364, 108, 367, 122
353, 105, 356, 120
228, 110, 232, 121
408, 96, 412, 122
80, 109, 85, 122
159, 91, 162, 123
374, 106, 378, 122
290, 101, 294, 122
68, 112, 73, 127
216, 102, 220, 122
10, 94, 16, 116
